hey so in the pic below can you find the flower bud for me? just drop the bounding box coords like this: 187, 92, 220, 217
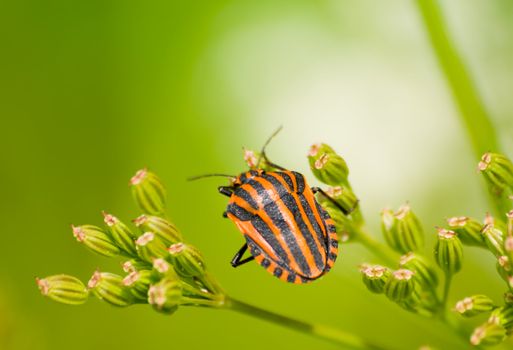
454, 295, 495, 317
130, 168, 166, 215
381, 205, 424, 254
434, 228, 463, 275
308, 143, 349, 186
103, 212, 137, 256
383, 269, 415, 302
478, 152, 513, 193
360, 264, 390, 294
482, 224, 505, 257
399, 252, 438, 288
72, 225, 120, 257
496, 256, 511, 283
36, 275, 88, 305
133, 215, 182, 246
489, 305, 513, 332
242, 148, 279, 172
168, 243, 206, 277
317, 186, 358, 214
87, 271, 134, 307
148, 277, 182, 314
123, 269, 153, 302
504, 292, 513, 305
323, 204, 356, 243
470, 322, 506, 347
121, 259, 152, 273
135, 232, 168, 262
446, 216, 486, 248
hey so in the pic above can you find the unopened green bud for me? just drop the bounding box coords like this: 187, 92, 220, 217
148, 277, 182, 314
446, 216, 486, 248
399, 252, 438, 288
135, 232, 168, 262
478, 152, 513, 193
323, 204, 356, 243
504, 292, 513, 305
87, 271, 134, 307
122, 269, 153, 302
454, 295, 495, 317
72, 225, 120, 257
121, 259, 152, 273
360, 264, 390, 294
130, 168, 166, 215
133, 215, 182, 245
36, 275, 88, 305
434, 228, 463, 275
308, 143, 349, 186
103, 212, 137, 256
318, 186, 358, 214
470, 322, 506, 347
482, 224, 505, 257
243, 148, 279, 172
489, 305, 513, 332
496, 256, 511, 283
168, 243, 206, 277
381, 204, 424, 254
384, 269, 415, 302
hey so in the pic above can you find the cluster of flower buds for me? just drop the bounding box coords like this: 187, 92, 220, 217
37, 169, 225, 314
463, 299, 513, 346
304, 143, 364, 240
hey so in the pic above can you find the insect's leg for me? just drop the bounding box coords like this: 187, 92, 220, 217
311, 186, 357, 215
218, 186, 234, 197
231, 243, 255, 267
260, 151, 288, 171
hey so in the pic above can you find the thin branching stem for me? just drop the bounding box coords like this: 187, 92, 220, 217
224, 296, 389, 350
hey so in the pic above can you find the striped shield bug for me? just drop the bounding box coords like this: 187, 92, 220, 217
191, 128, 349, 284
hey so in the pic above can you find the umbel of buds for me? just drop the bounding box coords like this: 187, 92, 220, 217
454, 295, 495, 317
36, 275, 88, 305
478, 152, 513, 194
130, 168, 166, 215
446, 216, 486, 248
381, 204, 424, 254
434, 228, 463, 275
360, 265, 390, 294
307, 143, 349, 186
38, 168, 225, 316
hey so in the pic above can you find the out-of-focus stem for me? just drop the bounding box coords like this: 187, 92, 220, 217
415, 0, 509, 215
224, 296, 389, 350
356, 226, 399, 266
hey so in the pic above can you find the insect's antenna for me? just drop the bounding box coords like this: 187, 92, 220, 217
256, 126, 283, 168
187, 173, 237, 181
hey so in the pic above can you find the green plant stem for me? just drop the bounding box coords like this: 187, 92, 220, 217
440, 272, 452, 319
224, 296, 388, 350
415, 0, 509, 215
356, 226, 399, 266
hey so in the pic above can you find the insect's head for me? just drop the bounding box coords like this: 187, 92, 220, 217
233, 169, 264, 186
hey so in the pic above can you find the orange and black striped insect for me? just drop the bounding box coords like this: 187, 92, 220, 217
191, 128, 348, 284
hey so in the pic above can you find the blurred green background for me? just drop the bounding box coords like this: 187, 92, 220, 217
1, 0, 513, 349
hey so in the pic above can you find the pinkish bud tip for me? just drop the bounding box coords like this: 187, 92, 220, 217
102, 211, 118, 226
71, 225, 85, 242
308, 143, 321, 157
132, 215, 148, 227
314, 153, 329, 169
87, 270, 102, 289
130, 168, 147, 186
136, 232, 154, 246
168, 243, 185, 255
36, 277, 49, 295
